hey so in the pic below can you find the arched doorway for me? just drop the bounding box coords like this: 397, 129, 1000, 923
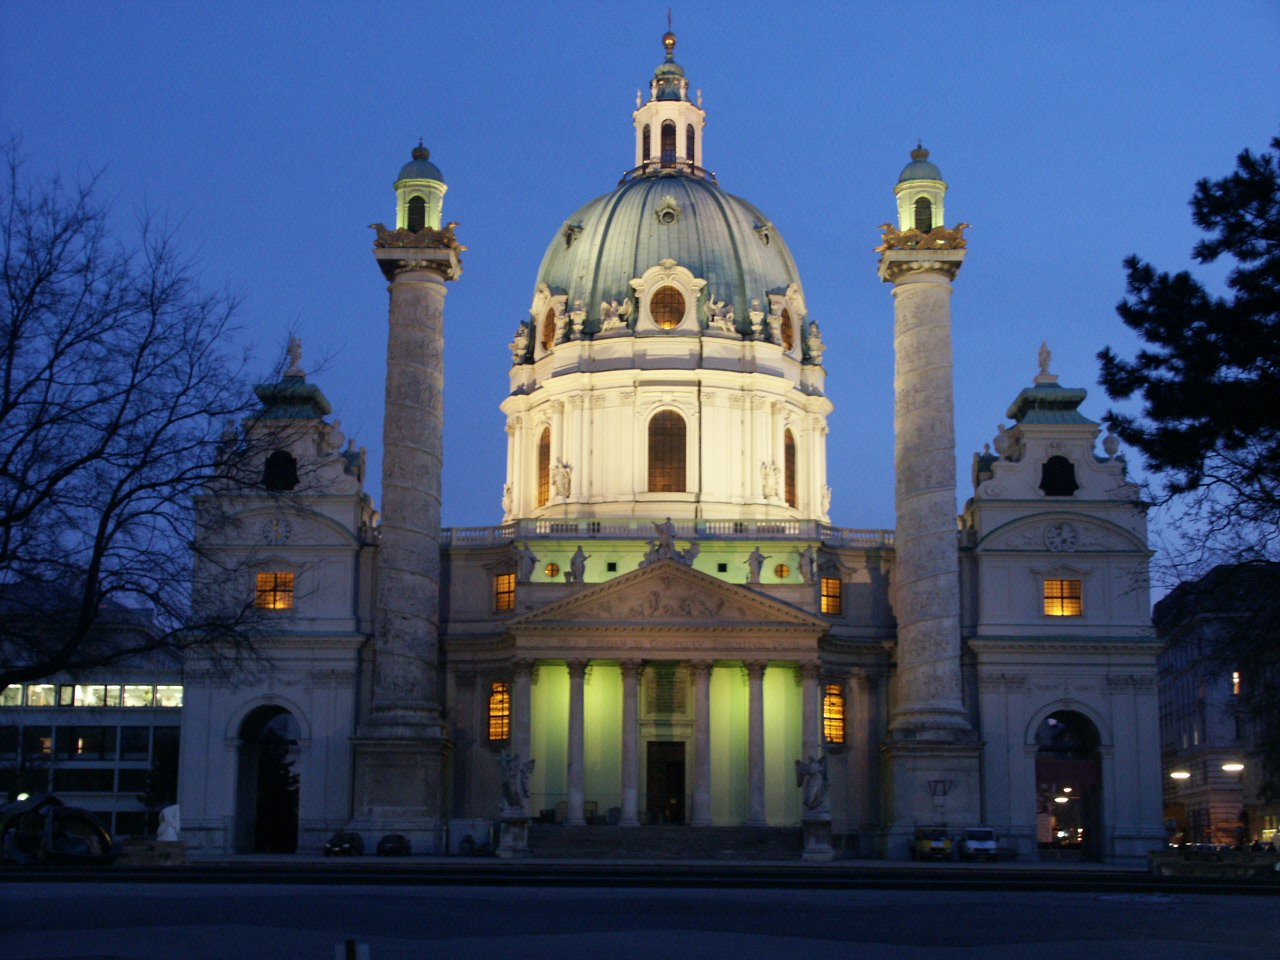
1035, 710, 1103, 860
235, 706, 300, 853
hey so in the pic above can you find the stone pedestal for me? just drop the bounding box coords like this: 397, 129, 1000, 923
496, 816, 529, 859
881, 738, 981, 860
801, 815, 835, 862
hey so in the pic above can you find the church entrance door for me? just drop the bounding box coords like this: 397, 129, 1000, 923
235, 706, 301, 853
646, 741, 686, 824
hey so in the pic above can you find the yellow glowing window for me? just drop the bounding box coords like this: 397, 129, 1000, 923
821, 577, 843, 616
823, 683, 846, 745
648, 410, 687, 492
1232, 671, 1242, 696
780, 309, 795, 351
784, 430, 797, 508
494, 572, 516, 612
537, 428, 551, 507
1043, 579, 1082, 617
488, 681, 511, 742
255, 572, 295, 610
541, 308, 556, 351
650, 285, 685, 329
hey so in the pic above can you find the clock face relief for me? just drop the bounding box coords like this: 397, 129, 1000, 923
261, 515, 293, 545
1044, 522, 1078, 552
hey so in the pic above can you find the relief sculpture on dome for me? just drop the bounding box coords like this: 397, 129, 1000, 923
805, 321, 826, 364
748, 299, 765, 340
599, 298, 633, 332
704, 296, 737, 334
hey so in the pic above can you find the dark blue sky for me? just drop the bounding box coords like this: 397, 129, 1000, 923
4, 2, 1277, 530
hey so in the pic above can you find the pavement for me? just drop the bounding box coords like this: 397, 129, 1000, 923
1, 876, 1276, 960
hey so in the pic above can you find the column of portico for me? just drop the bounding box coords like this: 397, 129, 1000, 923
512, 659, 534, 764
746, 660, 767, 825
619, 659, 643, 826
800, 662, 821, 761
691, 660, 713, 826
565, 659, 588, 825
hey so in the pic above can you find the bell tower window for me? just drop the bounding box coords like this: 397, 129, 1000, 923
661, 122, 676, 167
537, 428, 551, 507
648, 411, 686, 492
1040, 455, 1079, 497
540, 308, 556, 351
642, 124, 651, 162
686, 124, 695, 162
262, 450, 298, 491
784, 430, 797, 508
407, 195, 426, 233
650, 286, 685, 329
914, 197, 933, 233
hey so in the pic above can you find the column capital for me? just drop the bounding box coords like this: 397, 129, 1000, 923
877, 247, 965, 284
513, 658, 537, 677
619, 658, 645, 677
566, 658, 589, 678
690, 659, 715, 677
744, 659, 768, 678
798, 661, 822, 682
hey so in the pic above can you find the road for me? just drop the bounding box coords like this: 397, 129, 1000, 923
1, 881, 1274, 959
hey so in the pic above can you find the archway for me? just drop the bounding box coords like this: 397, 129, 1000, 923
1034, 710, 1103, 860
235, 705, 300, 853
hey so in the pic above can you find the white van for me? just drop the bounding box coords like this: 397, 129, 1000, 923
958, 827, 998, 862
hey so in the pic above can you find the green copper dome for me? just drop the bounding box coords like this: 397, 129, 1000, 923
534, 172, 804, 337
397, 142, 444, 184
897, 143, 943, 184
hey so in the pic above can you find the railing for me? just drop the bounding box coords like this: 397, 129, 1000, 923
441, 519, 893, 548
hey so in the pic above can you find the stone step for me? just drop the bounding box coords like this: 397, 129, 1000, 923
527, 825, 804, 860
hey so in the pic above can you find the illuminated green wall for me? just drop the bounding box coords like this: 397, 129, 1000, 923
710, 664, 748, 824
584, 662, 622, 814
764, 664, 803, 825
530, 662, 567, 814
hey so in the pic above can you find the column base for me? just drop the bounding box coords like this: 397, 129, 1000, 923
882, 736, 982, 860
350, 734, 450, 852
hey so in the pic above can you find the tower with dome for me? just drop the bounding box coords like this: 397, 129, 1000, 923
175, 32, 1166, 862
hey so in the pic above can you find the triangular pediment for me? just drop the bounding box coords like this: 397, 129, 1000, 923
508, 559, 828, 632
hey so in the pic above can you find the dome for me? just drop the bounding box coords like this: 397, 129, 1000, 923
897, 144, 943, 184
397, 143, 444, 184
534, 172, 804, 337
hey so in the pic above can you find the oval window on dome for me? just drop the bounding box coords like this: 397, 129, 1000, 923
541, 308, 556, 351
650, 286, 685, 330
780, 309, 795, 351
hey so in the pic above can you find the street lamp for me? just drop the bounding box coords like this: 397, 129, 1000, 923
1222, 761, 1245, 773
1170, 769, 1191, 780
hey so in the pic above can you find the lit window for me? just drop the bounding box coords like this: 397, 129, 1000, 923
0, 685, 20, 707
650, 285, 685, 329
544, 562, 560, 578
155, 685, 184, 708
821, 577, 843, 616
780, 309, 795, 351
494, 572, 516, 612
1043, 579, 1082, 616
488, 681, 511, 742
648, 410, 686, 492
541, 308, 556, 351
784, 430, 797, 508
73, 685, 107, 707
26, 684, 55, 707
537, 428, 551, 507
823, 683, 846, 745
105, 685, 121, 707
256, 571, 295, 610
774, 564, 791, 579
1232, 671, 1242, 696
406, 195, 426, 232
122, 685, 153, 708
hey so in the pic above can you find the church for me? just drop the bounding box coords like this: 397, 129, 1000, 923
176, 32, 1165, 862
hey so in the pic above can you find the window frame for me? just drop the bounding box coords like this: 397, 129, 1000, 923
536, 427, 551, 507
822, 682, 846, 746
647, 410, 687, 493
255, 571, 296, 611
1043, 578, 1083, 617
820, 576, 843, 616
488, 681, 511, 743
494, 572, 517, 612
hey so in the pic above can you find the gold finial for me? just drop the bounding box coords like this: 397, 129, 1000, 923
911, 142, 929, 162
663, 8, 677, 59
412, 139, 430, 161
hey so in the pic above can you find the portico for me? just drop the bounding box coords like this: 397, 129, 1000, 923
505, 560, 831, 826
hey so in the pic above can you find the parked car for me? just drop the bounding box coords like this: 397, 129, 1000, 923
958, 827, 998, 862
910, 826, 953, 861
376, 833, 411, 856
1, 794, 121, 866
322, 831, 364, 856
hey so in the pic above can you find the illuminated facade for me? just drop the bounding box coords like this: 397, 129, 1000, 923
172, 32, 1165, 862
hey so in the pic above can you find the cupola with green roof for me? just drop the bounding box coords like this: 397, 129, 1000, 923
894, 143, 948, 235
394, 141, 447, 232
